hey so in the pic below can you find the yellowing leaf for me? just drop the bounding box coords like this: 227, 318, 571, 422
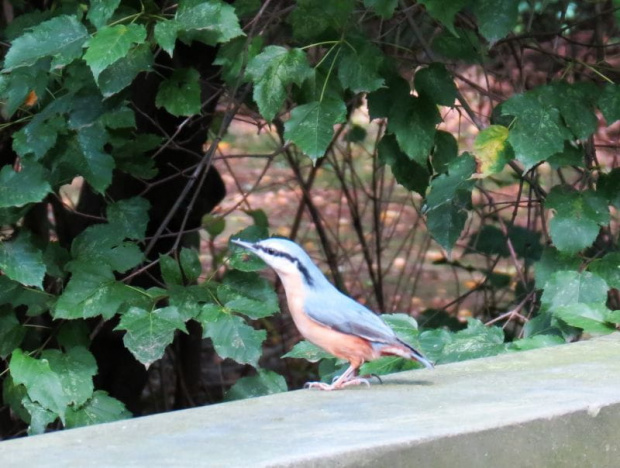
473, 125, 513, 177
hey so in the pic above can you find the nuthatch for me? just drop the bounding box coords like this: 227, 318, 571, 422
231, 237, 433, 390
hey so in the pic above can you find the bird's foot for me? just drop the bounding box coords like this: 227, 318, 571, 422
304, 377, 371, 391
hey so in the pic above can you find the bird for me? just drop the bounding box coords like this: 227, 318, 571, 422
231, 237, 434, 390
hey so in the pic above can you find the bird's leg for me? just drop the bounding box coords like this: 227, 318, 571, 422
304, 364, 370, 391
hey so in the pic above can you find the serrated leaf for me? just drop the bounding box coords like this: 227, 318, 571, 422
246, 46, 313, 121
419, 0, 469, 36
160, 254, 183, 286
0, 231, 46, 288
284, 98, 347, 160
228, 226, 269, 272
474, 125, 513, 176
598, 167, 620, 209
214, 36, 263, 84
42, 347, 97, 407
116, 306, 187, 367
65, 390, 131, 428
432, 29, 484, 62
217, 270, 279, 319
22, 397, 58, 435
97, 44, 153, 97
225, 369, 287, 401
473, 0, 519, 42
180, 248, 202, 284
553, 303, 616, 335
508, 334, 564, 351
156, 67, 202, 117
198, 304, 266, 366
282, 340, 332, 362
84, 24, 147, 81
3, 15, 89, 71
426, 196, 469, 252
383, 313, 420, 345
13, 114, 66, 161
414, 63, 456, 106
360, 356, 421, 376
337, 37, 384, 93
0, 307, 26, 358
387, 95, 440, 165
377, 133, 429, 195
107, 196, 150, 240
541, 270, 609, 310
10, 349, 70, 422
54, 262, 143, 319
289, 0, 354, 40
588, 252, 620, 290
168, 284, 214, 321
599, 83, 620, 124
535, 247, 581, 289
546, 186, 610, 254
87, 0, 121, 29
431, 130, 458, 173
502, 93, 572, 170
363, 0, 398, 18
155, 0, 243, 55
467, 225, 542, 261
426, 154, 476, 208
367, 74, 410, 120
57, 321, 91, 350
0, 161, 51, 208
547, 142, 584, 169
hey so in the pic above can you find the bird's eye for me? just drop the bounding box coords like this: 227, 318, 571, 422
265, 248, 275, 255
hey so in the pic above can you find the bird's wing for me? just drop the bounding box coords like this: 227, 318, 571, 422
303, 293, 398, 344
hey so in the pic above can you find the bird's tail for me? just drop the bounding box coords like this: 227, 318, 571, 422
379, 339, 435, 369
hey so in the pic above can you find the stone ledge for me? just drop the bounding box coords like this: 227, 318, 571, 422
1, 334, 619, 467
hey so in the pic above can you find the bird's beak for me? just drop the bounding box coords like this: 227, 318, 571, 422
230, 239, 257, 252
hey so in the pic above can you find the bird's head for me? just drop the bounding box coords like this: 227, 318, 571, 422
231, 237, 324, 288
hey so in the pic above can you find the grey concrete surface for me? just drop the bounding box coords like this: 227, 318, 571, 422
1, 334, 619, 467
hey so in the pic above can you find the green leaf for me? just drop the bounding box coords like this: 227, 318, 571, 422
116, 306, 187, 368
160, 254, 182, 287
508, 334, 564, 351
502, 93, 572, 170
420, 319, 506, 364
42, 347, 97, 407
180, 248, 202, 284
473, 0, 519, 42
414, 63, 457, 106
387, 95, 440, 165
10, 349, 70, 422
363, 0, 398, 18
367, 74, 410, 120
284, 99, 347, 160
360, 356, 421, 376
228, 226, 269, 272
225, 369, 287, 401
214, 36, 263, 85
419, 0, 468, 36
553, 303, 616, 335
168, 284, 214, 320
432, 28, 484, 62
107, 196, 150, 240
246, 46, 313, 121
54, 262, 142, 319
3, 15, 89, 71
598, 83, 620, 124
57, 321, 91, 350
156, 68, 202, 117
377, 133, 429, 195
22, 398, 59, 435
289, 0, 354, 40
0, 161, 51, 208
65, 391, 131, 428
217, 270, 279, 319
13, 114, 66, 161
426, 195, 469, 252
546, 186, 610, 254
202, 214, 226, 238
541, 270, 609, 310
588, 252, 620, 290
598, 168, 620, 209
546, 142, 584, 169
282, 340, 332, 362
535, 247, 581, 289
426, 153, 476, 208
198, 304, 266, 366
337, 37, 384, 93
0, 231, 46, 288
83, 24, 147, 81
97, 44, 153, 97
383, 313, 420, 345
431, 130, 458, 173
473, 125, 513, 176
87, 0, 121, 29
245, 209, 269, 229
467, 225, 541, 261
155, 0, 243, 55
0, 307, 26, 358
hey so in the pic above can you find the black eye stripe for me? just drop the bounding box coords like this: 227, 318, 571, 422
256, 245, 314, 287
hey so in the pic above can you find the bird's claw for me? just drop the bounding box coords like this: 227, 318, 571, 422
304, 377, 371, 391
